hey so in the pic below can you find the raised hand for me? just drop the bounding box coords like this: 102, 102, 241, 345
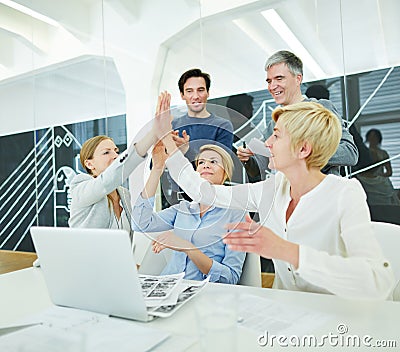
151, 140, 168, 170
237, 146, 254, 162
154, 91, 173, 141
172, 130, 190, 155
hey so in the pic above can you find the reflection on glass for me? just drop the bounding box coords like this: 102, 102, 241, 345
356, 129, 400, 206
0, 116, 127, 251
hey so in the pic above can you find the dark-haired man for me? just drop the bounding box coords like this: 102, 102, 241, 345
166, 69, 234, 202
172, 68, 233, 161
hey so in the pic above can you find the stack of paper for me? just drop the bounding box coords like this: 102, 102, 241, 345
141, 274, 209, 318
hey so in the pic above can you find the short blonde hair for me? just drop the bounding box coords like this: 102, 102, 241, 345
272, 102, 341, 169
195, 144, 234, 182
80, 135, 113, 175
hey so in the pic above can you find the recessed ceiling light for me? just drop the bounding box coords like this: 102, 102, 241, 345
0, 0, 61, 28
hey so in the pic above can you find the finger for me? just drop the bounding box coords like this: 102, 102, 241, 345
171, 134, 182, 142
237, 155, 249, 162
160, 94, 166, 113
224, 232, 255, 242
182, 130, 190, 142
225, 221, 252, 232
154, 237, 165, 245
244, 214, 258, 236
226, 244, 258, 253
164, 92, 171, 115
160, 91, 168, 113
239, 149, 254, 157
156, 93, 163, 115
223, 230, 252, 239
156, 235, 168, 245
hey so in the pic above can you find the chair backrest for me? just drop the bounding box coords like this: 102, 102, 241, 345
372, 221, 400, 300
135, 232, 172, 275
238, 253, 262, 287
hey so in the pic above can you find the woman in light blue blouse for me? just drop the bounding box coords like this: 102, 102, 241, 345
132, 143, 246, 284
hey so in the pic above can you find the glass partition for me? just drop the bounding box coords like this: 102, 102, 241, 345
0, 0, 128, 250
1, 0, 399, 252
341, 0, 400, 222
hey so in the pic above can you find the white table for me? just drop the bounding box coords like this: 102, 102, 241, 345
1, 268, 399, 351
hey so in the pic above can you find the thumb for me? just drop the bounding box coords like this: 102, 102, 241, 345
182, 130, 190, 141
245, 214, 257, 236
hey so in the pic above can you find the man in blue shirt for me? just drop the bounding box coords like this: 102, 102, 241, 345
172, 68, 234, 161
165, 69, 234, 202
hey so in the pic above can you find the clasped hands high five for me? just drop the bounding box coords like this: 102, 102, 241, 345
154, 91, 189, 156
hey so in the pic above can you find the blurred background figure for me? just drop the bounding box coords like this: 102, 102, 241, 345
357, 128, 400, 206
226, 93, 254, 138
305, 84, 330, 100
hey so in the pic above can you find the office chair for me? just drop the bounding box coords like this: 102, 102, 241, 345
135, 232, 172, 275
238, 253, 262, 287
372, 221, 400, 301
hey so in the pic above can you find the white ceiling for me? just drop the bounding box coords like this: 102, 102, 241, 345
158, 0, 400, 99
1, 0, 400, 135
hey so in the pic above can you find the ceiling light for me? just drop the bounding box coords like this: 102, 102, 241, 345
233, 18, 275, 53
0, 0, 61, 28
262, 9, 325, 78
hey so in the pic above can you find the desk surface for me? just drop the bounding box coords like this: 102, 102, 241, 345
0, 268, 399, 351
0, 250, 37, 275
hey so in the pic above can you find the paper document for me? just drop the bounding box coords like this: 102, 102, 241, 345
145, 280, 183, 308
247, 138, 271, 157
0, 306, 169, 352
140, 272, 184, 300
238, 294, 332, 336
148, 278, 209, 318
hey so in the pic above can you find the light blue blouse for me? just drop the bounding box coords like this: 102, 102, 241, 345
132, 195, 246, 284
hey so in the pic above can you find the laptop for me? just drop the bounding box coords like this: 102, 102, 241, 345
30, 226, 186, 322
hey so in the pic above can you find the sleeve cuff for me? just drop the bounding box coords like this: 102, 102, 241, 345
294, 244, 308, 276
205, 259, 222, 282
135, 194, 155, 207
